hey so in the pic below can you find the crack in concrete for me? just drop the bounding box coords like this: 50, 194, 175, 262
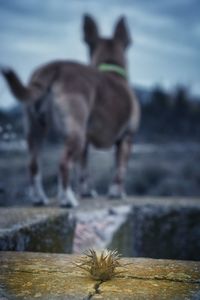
83, 280, 103, 300
82, 274, 200, 299
116, 274, 200, 284
2, 269, 200, 284
82, 275, 200, 300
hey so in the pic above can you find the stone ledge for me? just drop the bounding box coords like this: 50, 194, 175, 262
0, 252, 200, 299
0, 208, 75, 253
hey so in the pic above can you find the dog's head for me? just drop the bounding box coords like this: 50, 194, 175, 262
83, 15, 131, 69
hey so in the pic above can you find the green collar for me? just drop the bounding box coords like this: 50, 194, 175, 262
98, 63, 127, 79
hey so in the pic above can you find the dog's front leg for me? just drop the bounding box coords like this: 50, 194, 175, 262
108, 134, 132, 199
27, 138, 49, 206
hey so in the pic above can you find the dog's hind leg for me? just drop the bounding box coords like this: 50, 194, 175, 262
27, 134, 49, 206
58, 122, 86, 208
108, 133, 132, 199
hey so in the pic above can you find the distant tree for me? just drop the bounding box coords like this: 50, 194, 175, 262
151, 86, 170, 112
137, 84, 200, 142
173, 86, 189, 116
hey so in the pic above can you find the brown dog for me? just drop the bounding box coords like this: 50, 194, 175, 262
1, 15, 140, 207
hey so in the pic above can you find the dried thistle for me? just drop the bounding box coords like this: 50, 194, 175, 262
75, 249, 124, 281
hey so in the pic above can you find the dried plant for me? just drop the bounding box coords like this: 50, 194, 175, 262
75, 249, 124, 281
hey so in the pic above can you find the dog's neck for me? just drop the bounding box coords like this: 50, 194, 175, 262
98, 63, 128, 80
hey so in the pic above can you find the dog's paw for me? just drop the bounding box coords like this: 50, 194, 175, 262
81, 189, 98, 198
108, 183, 126, 200
58, 186, 79, 208
79, 181, 98, 198
28, 186, 49, 206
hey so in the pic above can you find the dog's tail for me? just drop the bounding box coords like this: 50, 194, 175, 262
1, 67, 31, 102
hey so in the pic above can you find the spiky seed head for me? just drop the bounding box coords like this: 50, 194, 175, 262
75, 249, 124, 281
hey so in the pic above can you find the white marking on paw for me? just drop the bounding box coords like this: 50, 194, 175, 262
29, 173, 49, 205
58, 184, 79, 208
80, 181, 98, 198
108, 183, 126, 199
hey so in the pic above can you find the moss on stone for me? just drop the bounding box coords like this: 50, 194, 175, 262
0, 208, 75, 253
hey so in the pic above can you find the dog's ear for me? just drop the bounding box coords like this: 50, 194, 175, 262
83, 14, 99, 50
113, 16, 131, 48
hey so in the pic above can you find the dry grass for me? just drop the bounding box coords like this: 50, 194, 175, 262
75, 249, 124, 281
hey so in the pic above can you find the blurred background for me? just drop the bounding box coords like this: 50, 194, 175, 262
0, 0, 200, 206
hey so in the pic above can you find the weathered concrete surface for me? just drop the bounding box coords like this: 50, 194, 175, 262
75, 197, 200, 260
0, 208, 75, 253
0, 252, 200, 299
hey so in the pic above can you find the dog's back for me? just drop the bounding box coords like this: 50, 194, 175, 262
3, 57, 139, 147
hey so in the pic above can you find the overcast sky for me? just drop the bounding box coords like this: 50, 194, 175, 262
0, 0, 200, 109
